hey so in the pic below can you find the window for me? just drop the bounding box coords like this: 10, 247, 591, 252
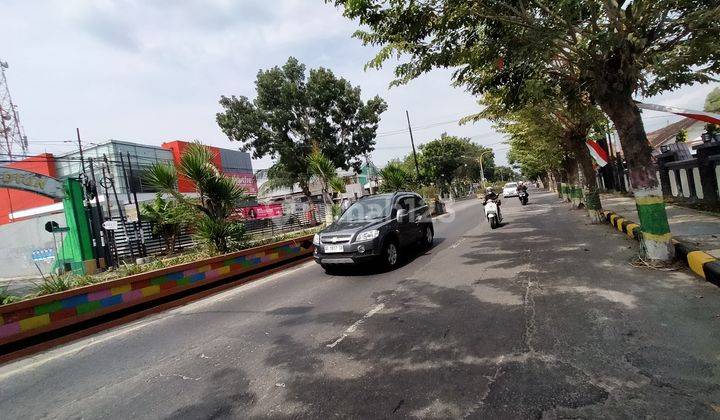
338, 195, 393, 222
397, 196, 415, 212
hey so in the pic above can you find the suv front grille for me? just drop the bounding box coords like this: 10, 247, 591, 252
320, 235, 352, 244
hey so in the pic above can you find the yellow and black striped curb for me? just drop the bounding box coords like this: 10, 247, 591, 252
599, 210, 720, 286
600, 210, 641, 240
674, 242, 720, 287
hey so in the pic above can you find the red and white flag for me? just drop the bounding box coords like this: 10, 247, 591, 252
636, 102, 720, 125
586, 140, 609, 167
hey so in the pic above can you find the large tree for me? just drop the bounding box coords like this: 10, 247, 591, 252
331, 0, 720, 260
217, 57, 387, 197
420, 134, 494, 194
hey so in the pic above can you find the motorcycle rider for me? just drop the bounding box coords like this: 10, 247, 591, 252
516, 181, 529, 195
482, 186, 502, 219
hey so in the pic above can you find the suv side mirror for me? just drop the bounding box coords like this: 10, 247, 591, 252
396, 208, 409, 223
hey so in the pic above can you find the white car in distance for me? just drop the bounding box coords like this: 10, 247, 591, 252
503, 182, 518, 198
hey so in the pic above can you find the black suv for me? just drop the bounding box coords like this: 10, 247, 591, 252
313, 192, 434, 272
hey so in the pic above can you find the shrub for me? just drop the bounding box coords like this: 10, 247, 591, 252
34, 275, 75, 296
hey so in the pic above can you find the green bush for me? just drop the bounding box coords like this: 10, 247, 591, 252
420, 185, 439, 199
34, 275, 75, 296
0, 285, 21, 305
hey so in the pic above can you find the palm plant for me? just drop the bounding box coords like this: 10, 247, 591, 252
141, 194, 194, 255
379, 162, 412, 192
145, 142, 249, 254
307, 146, 346, 224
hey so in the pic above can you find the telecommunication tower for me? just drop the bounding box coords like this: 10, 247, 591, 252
0, 60, 29, 160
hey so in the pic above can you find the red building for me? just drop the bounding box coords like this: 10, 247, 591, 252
0, 153, 59, 224
161, 141, 224, 193
0, 140, 258, 226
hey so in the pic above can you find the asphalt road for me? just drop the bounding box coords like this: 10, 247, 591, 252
2, 189, 720, 419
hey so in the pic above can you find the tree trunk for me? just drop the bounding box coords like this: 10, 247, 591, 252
321, 184, 334, 225
166, 235, 176, 256
563, 158, 578, 203
598, 95, 673, 261
569, 133, 604, 222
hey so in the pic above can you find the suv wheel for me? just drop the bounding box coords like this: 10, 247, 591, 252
421, 225, 434, 249
382, 240, 399, 269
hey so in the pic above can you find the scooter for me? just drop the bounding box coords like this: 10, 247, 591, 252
484, 199, 503, 229
518, 190, 529, 205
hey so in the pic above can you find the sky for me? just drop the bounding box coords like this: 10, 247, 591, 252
1, 0, 718, 170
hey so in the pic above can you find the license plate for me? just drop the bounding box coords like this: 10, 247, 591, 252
324, 244, 344, 253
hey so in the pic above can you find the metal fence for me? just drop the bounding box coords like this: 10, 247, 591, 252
596, 139, 720, 211
108, 202, 327, 260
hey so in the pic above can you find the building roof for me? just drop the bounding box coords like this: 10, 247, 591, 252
56, 139, 170, 157
647, 118, 699, 149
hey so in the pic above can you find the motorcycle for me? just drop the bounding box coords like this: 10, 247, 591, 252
484, 199, 502, 229
518, 190, 529, 205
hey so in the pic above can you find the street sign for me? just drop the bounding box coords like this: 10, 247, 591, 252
44, 221, 59, 233
103, 220, 119, 230
44, 220, 69, 233
32, 248, 55, 262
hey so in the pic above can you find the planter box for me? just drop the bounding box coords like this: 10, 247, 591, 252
0, 236, 314, 347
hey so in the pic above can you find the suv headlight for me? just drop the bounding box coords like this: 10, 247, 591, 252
313, 234, 320, 245
355, 229, 379, 242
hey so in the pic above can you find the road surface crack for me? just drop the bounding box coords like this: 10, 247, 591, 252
523, 278, 538, 354
462, 360, 505, 418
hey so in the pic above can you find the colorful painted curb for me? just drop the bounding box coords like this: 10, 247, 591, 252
0, 236, 314, 346
599, 210, 720, 286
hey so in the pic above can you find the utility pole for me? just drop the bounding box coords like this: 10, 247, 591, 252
364, 153, 376, 195
405, 110, 421, 177
76, 128, 86, 175
98, 161, 119, 267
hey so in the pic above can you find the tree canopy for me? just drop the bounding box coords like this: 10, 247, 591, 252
331, 0, 720, 187
706, 87, 720, 113
419, 133, 494, 189
217, 57, 387, 196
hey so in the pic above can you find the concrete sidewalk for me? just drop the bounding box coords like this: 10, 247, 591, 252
601, 193, 720, 252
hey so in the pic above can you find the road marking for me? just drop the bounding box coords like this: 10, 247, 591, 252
326, 303, 385, 348
451, 238, 466, 249
0, 261, 316, 380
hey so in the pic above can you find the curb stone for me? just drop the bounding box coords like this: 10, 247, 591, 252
598, 210, 720, 286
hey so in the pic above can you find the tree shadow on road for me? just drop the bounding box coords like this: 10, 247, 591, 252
165, 367, 256, 419
260, 279, 609, 418
321, 238, 447, 277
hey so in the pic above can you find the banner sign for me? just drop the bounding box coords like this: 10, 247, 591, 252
239, 204, 283, 220
0, 167, 64, 199
225, 171, 259, 195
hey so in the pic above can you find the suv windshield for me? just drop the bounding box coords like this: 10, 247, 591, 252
504, 183, 517, 189
338, 196, 393, 222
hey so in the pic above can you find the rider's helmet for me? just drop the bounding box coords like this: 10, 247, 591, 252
485, 187, 494, 194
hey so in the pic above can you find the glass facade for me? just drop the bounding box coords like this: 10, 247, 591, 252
55, 141, 174, 197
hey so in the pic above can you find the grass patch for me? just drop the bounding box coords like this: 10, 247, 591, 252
33, 275, 76, 296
